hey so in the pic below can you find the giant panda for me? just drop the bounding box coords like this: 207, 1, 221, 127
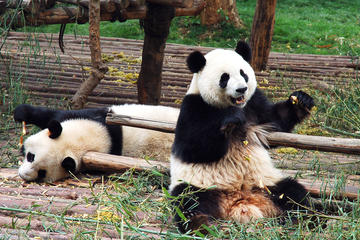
14, 104, 179, 182
169, 41, 315, 233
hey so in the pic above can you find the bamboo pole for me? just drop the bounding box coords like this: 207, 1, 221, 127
106, 113, 360, 155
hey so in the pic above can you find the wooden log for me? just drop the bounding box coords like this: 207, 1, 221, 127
81, 152, 359, 200
106, 113, 176, 133
147, 0, 193, 8
106, 113, 360, 155
268, 132, 360, 155
250, 0, 277, 71
82, 151, 170, 172
3, 1, 203, 28
137, 3, 175, 105
298, 179, 360, 201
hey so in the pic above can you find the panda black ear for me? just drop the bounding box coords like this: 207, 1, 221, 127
62, 157, 76, 172
47, 120, 62, 139
235, 41, 252, 63
186, 51, 206, 73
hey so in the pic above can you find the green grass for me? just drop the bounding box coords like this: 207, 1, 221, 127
18, 0, 360, 55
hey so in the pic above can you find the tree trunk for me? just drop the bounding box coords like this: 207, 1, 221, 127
249, 0, 277, 71
137, 3, 175, 105
200, 0, 242, 28
70, 0, 108, 109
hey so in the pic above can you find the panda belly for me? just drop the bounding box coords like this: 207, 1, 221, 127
169, 127, 285, 223
169, 140, 284, 192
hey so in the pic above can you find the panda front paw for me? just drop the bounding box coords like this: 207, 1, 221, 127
13, 104, 33, 122
289, 91, 315, 112
221, 114, 246, 137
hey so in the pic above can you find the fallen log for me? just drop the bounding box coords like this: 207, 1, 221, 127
106, 113, 360, 155
82, 151, 169, 172
81, 152, 360, 201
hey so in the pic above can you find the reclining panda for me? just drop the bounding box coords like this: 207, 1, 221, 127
169, 41, 315, 232
14, 104, 179, 182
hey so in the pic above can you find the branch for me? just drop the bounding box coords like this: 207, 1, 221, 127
70, 0, 108, 109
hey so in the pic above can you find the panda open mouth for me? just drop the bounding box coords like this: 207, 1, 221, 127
231, 96, 245, 105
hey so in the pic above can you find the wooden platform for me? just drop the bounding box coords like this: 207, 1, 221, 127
1, 32, 359, 108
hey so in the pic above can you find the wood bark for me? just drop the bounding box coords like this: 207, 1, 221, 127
106, 113, 360, 155
250, 0, 277, 71
137, 3, 175, 104
82, 151, 170, 172
147, 0, 193, 8
200, 0, 242, 28
70, 0, 108, 109
2, 1, 204, 28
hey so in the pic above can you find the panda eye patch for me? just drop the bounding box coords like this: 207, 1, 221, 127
240, 69, 248, 83
27, 152, 35, 162
219, 73, 230, 89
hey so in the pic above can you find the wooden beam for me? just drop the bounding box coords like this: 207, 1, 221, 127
137, 3, 175, 105
250, 0, 277, 71
146, 0, 193, 8
106, 113, 360, 155
106, 113, 176, 133
2, 1, 204, 28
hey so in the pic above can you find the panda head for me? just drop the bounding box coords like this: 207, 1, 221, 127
19, 119, 111, 182
186, 41, 256, 108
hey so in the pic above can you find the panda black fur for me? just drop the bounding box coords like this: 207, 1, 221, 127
169, 41, 315, 233
14, 104, 179, 182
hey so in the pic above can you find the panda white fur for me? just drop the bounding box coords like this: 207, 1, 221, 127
14, 104, 179, 182
169, 41, 315, 233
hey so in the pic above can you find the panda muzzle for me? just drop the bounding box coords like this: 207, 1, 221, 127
231, 96, 245, 105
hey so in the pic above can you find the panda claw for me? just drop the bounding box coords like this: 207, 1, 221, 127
289, 90, 315, 111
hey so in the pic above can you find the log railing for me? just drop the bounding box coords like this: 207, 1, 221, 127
1, 0, 205, 28
106, 113, 360, 155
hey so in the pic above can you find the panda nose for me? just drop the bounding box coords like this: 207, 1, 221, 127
236, 87, 247, 94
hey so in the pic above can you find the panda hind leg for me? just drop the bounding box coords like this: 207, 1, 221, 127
268, 177, 310, 212
171, 183, 222, 234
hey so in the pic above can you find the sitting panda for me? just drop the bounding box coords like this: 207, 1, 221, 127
14, 103, 179, 182
169, 41, 315, 233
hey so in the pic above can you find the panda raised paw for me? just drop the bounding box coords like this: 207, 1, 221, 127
288, 90, 315, 112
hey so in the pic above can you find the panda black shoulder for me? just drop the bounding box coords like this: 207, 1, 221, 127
55, 107, 110, 123
57, 107, 123, 155
244, 88, 274, 124
172, 94, 242, 164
